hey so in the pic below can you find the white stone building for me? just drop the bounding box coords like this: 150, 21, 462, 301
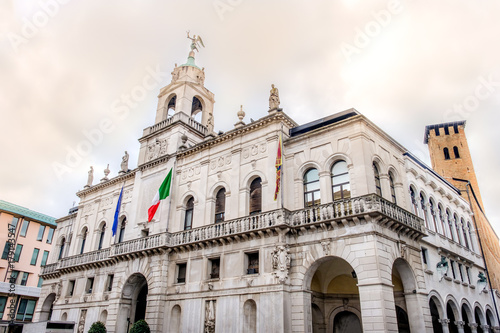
34, 49, 500, 333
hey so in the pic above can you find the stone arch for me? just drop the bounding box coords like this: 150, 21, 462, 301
461, 301, 473, 333
241, 171, 268, 190
485, 306, 497, 327
61, 312, 67, 321
39, 293, 56, 321
78, 225, 89, 254
429, 294, 445, 333
170, 304, 181, 333
428, 291, 446, 318
191, 95, 205, 122
324, 153, 353, 172
116, 273, 149, 333
296, 161, 323, 182
100, 309, 108, 324
372, 154, 387, 174
243, 299, 257, 333
165, 93, 177, 117
446, 297, 461, 333
57, 236, 66, 259
331, 310, 362, 333
393, 258, 424, 332
475, 305, 486, 328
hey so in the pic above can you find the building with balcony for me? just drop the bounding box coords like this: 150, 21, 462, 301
35, 46, 500, 333
0, 200, 56, 332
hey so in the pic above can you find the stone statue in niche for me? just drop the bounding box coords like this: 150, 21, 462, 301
271, 244, 291, 284
85, 166, 93, 188
204, 300, 216, 333
269, 84, 280, 110
120, 151, 129, 173
77, 309, 87, 333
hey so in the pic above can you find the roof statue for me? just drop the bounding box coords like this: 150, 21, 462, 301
187, 31, 205, 53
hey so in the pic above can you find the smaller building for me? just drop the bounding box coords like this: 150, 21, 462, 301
0, 200, 56, 331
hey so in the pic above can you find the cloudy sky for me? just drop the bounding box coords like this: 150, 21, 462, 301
1, 0, 499, 234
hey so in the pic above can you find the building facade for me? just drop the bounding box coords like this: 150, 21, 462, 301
35, 48, 500, 332
0, 200, 56, 332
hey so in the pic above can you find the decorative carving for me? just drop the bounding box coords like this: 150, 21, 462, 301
55, 280, 62, 301
120, 151, 129, 173
187, 31, 205, 54
197, 67, 205, 85
269, 84, 280, 111
209, 156, 231, 172
77, 309, 87, 333
148, 138, 168, 160
204, 300, 216, 333
271, 245, 291, 284
207, 112, 214, 133
436, 256, 449, 281
321, 240, 330, 255
342, 298, 349, 310
171, 68, 179, 82
85, 166, 93, 188
400, 244, 408, 260
181, 166, 201, 180
242, 142, 267, 160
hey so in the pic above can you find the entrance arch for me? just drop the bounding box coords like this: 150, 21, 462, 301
429, 297, 444, 333
116, 273, 148, 333
39, 293, 56, 321
306, 256, 360, 333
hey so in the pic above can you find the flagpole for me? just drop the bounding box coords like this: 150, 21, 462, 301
280, 123, 284, 210
166, 158, 177, 232
113, 182, 125, 245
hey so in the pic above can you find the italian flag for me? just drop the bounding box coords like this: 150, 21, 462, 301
148, 168, 173, 222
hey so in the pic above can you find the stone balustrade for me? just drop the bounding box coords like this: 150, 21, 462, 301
143, 112, 208, 136
41, 194, 423, 275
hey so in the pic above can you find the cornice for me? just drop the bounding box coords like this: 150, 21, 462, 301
76, 170, 136, 198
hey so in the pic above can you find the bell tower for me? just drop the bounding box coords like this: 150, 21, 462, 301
154, 34, 215, 133
137, 34, 215, 166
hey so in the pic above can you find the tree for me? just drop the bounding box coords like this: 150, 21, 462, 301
130, 319, 150, 333
88, 321, 106, 333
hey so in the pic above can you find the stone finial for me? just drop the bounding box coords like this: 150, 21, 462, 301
101, 164, 110, 182
234, 105, 246, 128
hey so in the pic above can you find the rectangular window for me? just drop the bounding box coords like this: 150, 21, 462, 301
37, 277, 44, 288
209, 258, 220, 279
1, 241, 11, 260
434, 127, 440, 136
37, 225, 46, 241
444, 126, 450, 135
20, 272, 29, 286
0, 296, 7, 319
46, 228, 54, 244
246, 252, 259, 274
14, 244, 23, 262
11, 217, 19, 230
9, 270, 19, 284
30, 248, 40, 265
86, 278, 94, 293
458, 263, 464, 282
177, 263, 187, 283
466, 267, 471, 284
20, 220, 30, 237
67, 280, 75, 296
450, 260, 456, 279
421, 248, 428, 266
106, 274, 114, 292
16, 299, 36, 321
41, 251, 49, 267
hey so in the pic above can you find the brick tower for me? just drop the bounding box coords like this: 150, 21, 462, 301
425, 121, 500, 290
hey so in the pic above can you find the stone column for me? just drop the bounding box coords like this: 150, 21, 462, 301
455, 320, 465, 333
468, 322, 478, 333
358, 283, 398, 332
438, 319, 450, 333
404, 292, 431, 332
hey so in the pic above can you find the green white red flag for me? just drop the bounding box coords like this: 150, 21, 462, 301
148, 168, 172, 222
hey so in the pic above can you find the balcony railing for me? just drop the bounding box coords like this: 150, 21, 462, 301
41, 194, 423, 275
144, 112, 208, 136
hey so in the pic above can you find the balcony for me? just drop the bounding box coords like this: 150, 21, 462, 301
40, 194, 424, 276
143, 112, 208, 137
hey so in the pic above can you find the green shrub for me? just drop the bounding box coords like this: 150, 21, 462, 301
88, 321, 106, 333
130, 319, 150, 333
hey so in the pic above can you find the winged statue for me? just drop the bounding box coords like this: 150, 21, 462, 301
187, 31, 205, 53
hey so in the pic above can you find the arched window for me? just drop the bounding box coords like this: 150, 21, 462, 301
438, 204, 446, 236
118, 218, 126, 243
461, 218, 469, 249
468, 222, 475, 251
446, 210, 455, 241
98, 223, 106, 250
373, 163, 382, 196
167, 95, 176, 118
58, 237, 65, 260
454, 214, 462, 245
420, 193, 429, 228
304, 168, 320, 207
249, 178, 262, 215
453, 146, 460, 159
215, 188, 226, 223
331, 161, 350, 200
443, 147, 450, 160
389, 172, 397, 204
410, 187, 418, 215
429, 199, 438, 232
184, 197, 194, 230
80, 228, 88, 254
